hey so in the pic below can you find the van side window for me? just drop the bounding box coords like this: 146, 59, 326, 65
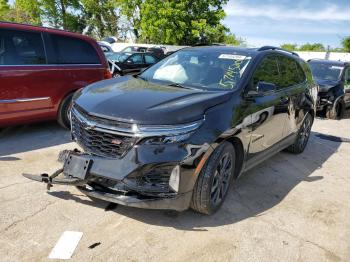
48, 34, 100, 64
277, 56, 306, 88
251, 55, 280, 91
0, 29, 45, 65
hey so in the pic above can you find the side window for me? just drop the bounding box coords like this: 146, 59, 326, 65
129, 54, 143, 64
277, 56, 305, 88
251, 55, 280, 90
0, 29, 45, 65
48, 34, 100, 64
145, 55, 156, 64
344, 67, 350, 88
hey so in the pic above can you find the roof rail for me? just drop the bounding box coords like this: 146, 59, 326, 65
258, 46, 299, 57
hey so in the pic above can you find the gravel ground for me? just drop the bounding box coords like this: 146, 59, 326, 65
0, 111, 350, 262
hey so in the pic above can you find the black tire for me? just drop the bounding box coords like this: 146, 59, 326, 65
286, 113, 313, 154
112, 71, 122, 78
326, 99, 345, 120
57, 93, 73, 129
191, 142, 235, 215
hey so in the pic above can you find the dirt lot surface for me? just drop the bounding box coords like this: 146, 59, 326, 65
1, 112, 350, 262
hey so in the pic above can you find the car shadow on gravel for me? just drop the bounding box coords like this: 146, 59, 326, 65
110, 131, 340, 230
0, 121, 71, 157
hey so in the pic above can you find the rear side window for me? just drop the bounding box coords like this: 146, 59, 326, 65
277, 56, 306, 88
129, 54, 143, 64
0, 29, 45, 65
145, 55, 156, 64
48, 34, 100, 64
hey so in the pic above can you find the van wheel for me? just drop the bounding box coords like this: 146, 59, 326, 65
57, 93, 73, 129
191, 142, 235, 215
326, 99, 345, 120
112, 71, 122, 78
286, 113, 313, 154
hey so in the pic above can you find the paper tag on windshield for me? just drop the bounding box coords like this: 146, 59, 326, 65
219, 54, 246, 60
331, 66, 343, 70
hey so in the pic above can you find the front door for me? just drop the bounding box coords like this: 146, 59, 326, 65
244, 55, 288, 166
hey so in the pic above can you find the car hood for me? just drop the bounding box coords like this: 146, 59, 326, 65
315, 79, 340, 92
74, 76, 232, 125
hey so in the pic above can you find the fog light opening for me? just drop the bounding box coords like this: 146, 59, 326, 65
169, 165, 180, 192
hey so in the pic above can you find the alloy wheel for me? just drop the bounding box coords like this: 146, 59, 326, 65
210, 153, 233, 205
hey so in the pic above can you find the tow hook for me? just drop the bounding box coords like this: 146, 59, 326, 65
23, 168, 63, 190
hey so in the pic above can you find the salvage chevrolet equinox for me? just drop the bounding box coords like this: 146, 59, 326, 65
24, 46, 317, 215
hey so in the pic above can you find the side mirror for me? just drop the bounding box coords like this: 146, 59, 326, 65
257, 81, 276, 93
126, 59, 133, 64
246, 81, 276, 97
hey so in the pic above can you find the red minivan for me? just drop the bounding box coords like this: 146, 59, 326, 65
0, 22, 111, 128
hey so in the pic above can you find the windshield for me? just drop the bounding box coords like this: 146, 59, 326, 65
309, 62, 344, 81
140, 49, 251, 90
105, 52, 130, 63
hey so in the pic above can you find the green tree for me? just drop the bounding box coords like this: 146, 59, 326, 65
342, 36, 350, 52
223, 33, 245, 46
81, 0, 119, 38
116, 0, 142, 40
0, 0, 10, 17
40, 0, 84, 32
299, 43, 325, 51
139, 0, 229, 45
280, 43, 297, 51
15, 0, 42, 25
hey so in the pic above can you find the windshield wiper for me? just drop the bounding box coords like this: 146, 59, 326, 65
167, 82, 201, 90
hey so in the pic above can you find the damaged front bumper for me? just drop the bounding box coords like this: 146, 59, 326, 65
22, 145, 206, 211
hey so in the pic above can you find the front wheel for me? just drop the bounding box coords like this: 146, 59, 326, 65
191, 142, 235, 215
286, 113, 313, 154
57, 93, 73, 129
326, 99, 345, 120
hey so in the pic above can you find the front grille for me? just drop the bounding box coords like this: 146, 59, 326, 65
71, 107, 137, 158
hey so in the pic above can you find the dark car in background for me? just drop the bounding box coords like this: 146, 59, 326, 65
25, 46, 317, 214
106, 52, 159, 77
308, 59, 350, 119
0, 22, 111, 128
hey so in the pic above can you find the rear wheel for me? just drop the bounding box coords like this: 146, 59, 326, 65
112, 71, 122, 78
286, 113, 313, 154
326, 99, 345, 120
57, 93, 73, 129
191, 142, 235, 215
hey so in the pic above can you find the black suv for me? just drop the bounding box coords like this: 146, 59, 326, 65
308, 59, 350, 119
24, 46, 317, 214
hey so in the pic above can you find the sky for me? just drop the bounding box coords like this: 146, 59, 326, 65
223, 0, 350, 48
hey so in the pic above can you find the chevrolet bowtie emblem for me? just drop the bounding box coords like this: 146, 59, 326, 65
111, 139, 122, 145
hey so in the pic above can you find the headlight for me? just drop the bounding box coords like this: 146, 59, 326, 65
138, 118, 204, 144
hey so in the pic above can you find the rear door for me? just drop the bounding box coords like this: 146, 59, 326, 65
144, 54, 158, 67
276, 55, 309, 137
344, 66, 350, 104
0, 28, 50, 125
42, 33, 105, 112
245, 54, 288, 164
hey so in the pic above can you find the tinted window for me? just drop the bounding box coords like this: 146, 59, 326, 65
0, 29, 45, 65
129, 54, 143, 64
49, 34, 100, 64
251, 55, 280, 89
278, 56, 305, 88
145, 55, 156, 64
